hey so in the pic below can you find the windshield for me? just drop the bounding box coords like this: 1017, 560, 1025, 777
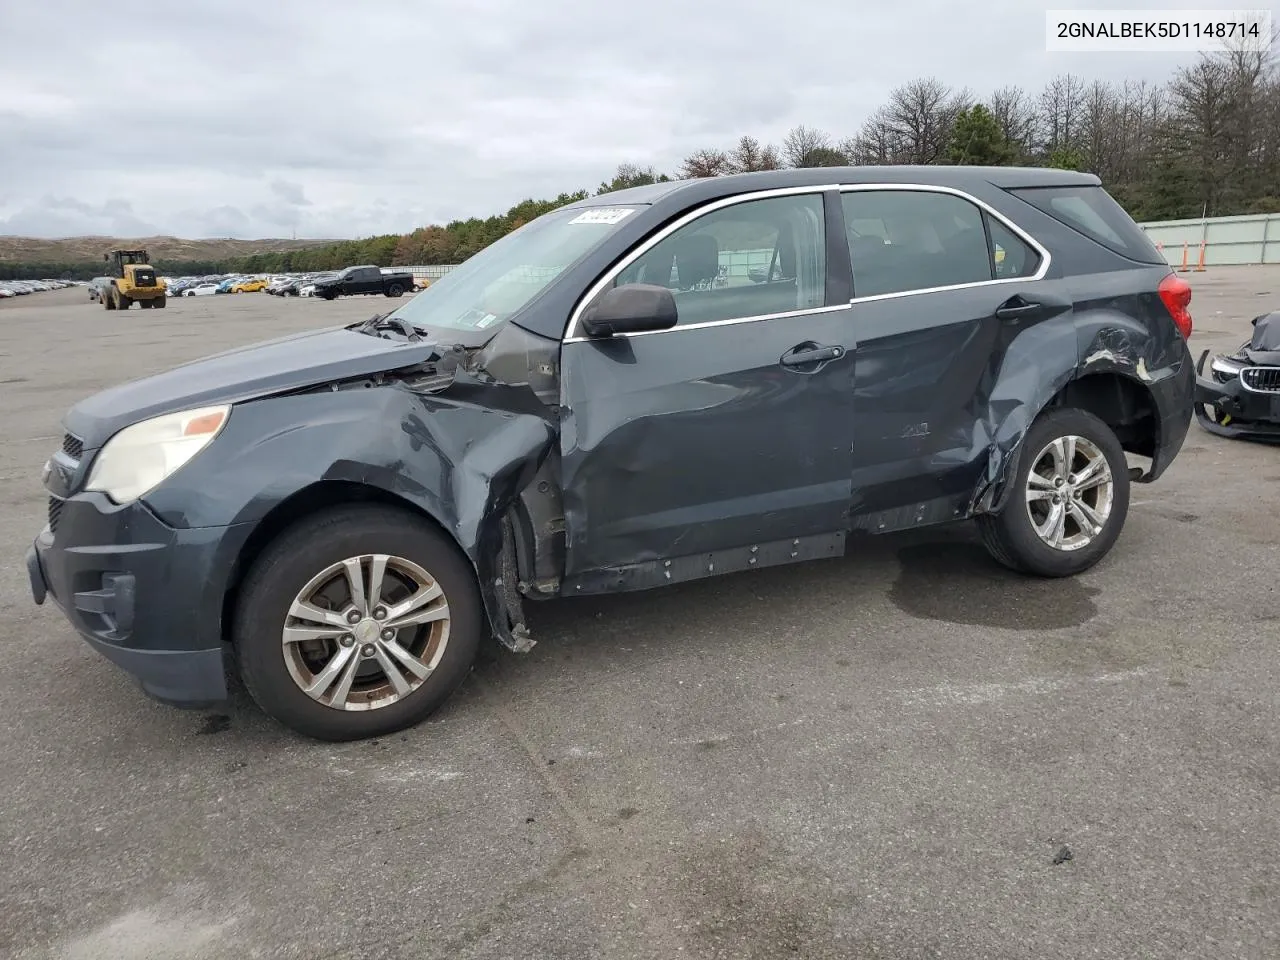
387, 204, 642, 333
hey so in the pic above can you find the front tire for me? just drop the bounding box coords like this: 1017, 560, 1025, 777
234, 504, 484, 741
977, 407, 1130, 577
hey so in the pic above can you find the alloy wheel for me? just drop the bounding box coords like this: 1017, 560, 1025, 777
1024, 434, 1114, 552
282, 554, 451, 711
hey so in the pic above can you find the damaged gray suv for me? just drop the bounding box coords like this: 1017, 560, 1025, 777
27, 167, 1195, 740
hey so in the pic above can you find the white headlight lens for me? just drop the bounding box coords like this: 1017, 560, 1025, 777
85, 405, 230, 503
1210, 357, 1245, 378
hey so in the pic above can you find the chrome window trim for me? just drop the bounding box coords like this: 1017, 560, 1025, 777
562, 182, 1052, 343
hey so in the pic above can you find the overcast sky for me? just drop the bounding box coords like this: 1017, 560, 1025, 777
0, 0, 1211, 240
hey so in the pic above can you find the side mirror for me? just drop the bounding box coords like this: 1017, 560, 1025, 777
579, 283, 678, 338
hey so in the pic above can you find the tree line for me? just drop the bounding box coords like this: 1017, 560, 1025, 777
5, 45, 1276, 281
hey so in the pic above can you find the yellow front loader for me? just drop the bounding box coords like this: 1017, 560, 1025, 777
102, 249, 167, 310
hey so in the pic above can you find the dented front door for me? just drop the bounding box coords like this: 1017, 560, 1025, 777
553, 189, 866, 592
558, 307, 857, 589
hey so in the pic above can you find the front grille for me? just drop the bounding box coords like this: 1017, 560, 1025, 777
48, 496, 64, 534
62, 433, 83, 460
1241, 367, 1280, 393
134, 271, 156, 287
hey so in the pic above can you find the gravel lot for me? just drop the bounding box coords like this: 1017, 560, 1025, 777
2, 276, 1278, 960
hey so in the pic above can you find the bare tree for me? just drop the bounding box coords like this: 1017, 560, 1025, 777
679, 148, 732, 179
1038, 74, 1087, 155
1078, 80, 1121, 179
990, 85, 1038, 159
782, 125, 833, 167
729, 135, 783, 173
844, 108, 907, 165
1110, 80, 1164, 186
880, 79, 971, 164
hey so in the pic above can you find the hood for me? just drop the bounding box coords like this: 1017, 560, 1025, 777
64, 324, 442, 447
1244, 310, 1280, 366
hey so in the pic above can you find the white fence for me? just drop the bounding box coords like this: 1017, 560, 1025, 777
1138, 213, 1280, 268
400, 264, 459, 282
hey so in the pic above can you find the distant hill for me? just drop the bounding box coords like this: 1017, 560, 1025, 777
0, 235, 341, 265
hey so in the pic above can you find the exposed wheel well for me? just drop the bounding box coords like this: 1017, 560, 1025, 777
219, 481, 462, 648
1047, 372, 1157, 460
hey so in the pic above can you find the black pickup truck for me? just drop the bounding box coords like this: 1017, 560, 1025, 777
312, 265, 415, 300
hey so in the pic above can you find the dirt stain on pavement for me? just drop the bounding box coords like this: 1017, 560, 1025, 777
890, 541, 1099, 630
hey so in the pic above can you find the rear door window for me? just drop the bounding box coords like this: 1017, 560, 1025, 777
842, 189, 993, 297
1008, 185, 1164, 263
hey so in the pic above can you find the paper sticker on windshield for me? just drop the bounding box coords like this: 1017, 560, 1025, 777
569, 208, 636, 225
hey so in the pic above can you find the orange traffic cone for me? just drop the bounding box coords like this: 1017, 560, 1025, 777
1193, 241, 1206, 272
1177, 241, 1190, 272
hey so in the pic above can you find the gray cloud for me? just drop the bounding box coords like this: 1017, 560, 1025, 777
269, 180, 311, 207
0, 0, 1206, 240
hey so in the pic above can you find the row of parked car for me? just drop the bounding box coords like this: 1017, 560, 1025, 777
161, 267, 425, 300
0, 278, 85, 298
5, 266, 428, 305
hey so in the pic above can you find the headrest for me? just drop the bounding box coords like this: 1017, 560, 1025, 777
635, 249, 675, 287
671, 233, 720, 288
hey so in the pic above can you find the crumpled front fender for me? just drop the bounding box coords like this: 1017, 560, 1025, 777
144, 379, 558, 651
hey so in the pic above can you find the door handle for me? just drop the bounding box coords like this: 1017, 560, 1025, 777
780, 343, 845, 368
995, 296, 1044, 320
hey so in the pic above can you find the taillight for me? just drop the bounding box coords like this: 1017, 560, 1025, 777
1158, 272, 1193, 339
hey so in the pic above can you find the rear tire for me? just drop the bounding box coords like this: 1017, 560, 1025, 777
103, 290, 115, 310
234, 504, 484, 742
386, 283, 404, 298
977, 407, 1130, 578
154, 296, 166, 309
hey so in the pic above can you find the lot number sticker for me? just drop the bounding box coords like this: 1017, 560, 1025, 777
569, 208, 636, 225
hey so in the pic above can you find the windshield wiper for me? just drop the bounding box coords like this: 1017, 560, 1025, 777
351, 312, 423, 342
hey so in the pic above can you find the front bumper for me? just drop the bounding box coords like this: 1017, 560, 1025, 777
1193, 349, 1280, 442
27, 493, 250, 707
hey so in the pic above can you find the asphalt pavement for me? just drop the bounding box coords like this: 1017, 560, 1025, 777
1, 277, 1277, 960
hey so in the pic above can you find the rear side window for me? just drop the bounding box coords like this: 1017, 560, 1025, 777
1008, 185, 1163, 263
842, 189, 993, 297
988, 218, 1041, 279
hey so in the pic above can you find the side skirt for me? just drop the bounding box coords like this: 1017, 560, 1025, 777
561, 532, 846, 596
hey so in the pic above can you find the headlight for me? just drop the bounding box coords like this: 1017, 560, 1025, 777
1210, 356, 1245, 381
85, 405, 230, 504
